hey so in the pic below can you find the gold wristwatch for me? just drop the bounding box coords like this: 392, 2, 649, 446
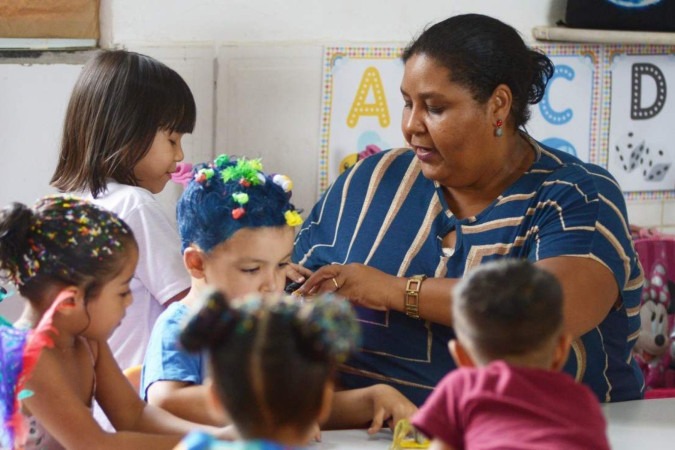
404, 275, 427, 319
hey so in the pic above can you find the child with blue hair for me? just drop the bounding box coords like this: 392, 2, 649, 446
141, 154, 301, 426
141, 154, 415, 434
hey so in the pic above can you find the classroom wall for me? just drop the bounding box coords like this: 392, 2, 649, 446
0, 0, 672, 319
101, 0, 565, 45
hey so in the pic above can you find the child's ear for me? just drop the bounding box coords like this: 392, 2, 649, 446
53, 286, 84, 316
551, 333, 573, 371
448, 339, 474, 368
183, 247, 207, 279
317, 380, 335, 425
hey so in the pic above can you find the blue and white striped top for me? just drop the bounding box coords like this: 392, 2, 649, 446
294, 138, 643, 405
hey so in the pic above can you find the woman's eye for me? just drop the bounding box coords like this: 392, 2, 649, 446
241, 268, 260, 274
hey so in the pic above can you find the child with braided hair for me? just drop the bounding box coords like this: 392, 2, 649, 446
175, 290, 359, 450
142, 154, 416, 433
0, 195, 232, 450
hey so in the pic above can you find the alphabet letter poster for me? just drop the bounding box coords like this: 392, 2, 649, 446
319, 44, 675, 199
606, 48, 675, 194
319, 47, 406, 193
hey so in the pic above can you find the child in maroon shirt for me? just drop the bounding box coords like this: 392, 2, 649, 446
413, 260, 611, 450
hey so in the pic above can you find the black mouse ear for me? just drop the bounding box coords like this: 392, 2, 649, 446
667, 280, 675, 314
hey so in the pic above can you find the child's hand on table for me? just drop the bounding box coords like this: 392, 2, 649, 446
367, 384, 418, 435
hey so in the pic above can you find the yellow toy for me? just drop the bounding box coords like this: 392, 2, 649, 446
338, 144, 382, 175
390, 418, 430, 450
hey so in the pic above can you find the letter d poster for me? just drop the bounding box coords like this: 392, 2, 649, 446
607, 49, 675, 193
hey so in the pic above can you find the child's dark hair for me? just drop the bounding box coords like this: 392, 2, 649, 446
51, 49, 197, 198
177, 154, 302, 253
0, 195, 136, 305
402, 13, 554, 129
452, 259, 563, 360
181, 291, 359, 437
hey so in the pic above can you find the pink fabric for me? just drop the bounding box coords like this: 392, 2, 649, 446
170, 162, 193, 188
357, 144, 382, 160
412, 361, 610, 450
644, 388, 675, 399
633, 234, 675, 391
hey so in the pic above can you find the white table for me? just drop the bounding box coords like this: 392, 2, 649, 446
311, 430, 391, 449
602, 398, 675, 449
309, 399, 675, 449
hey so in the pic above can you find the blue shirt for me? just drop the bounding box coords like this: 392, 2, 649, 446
141, 302, 206, 399
293, 140, 644, 405
178, 432, 307, 450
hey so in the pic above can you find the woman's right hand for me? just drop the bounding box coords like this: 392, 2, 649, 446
297, 263, 400, 312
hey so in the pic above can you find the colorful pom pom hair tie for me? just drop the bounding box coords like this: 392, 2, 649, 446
191, 154, 303, 226
7, 195, 131, 287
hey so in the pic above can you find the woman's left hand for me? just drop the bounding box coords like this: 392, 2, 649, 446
297, 263, 399, 311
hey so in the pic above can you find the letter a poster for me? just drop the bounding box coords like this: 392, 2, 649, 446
319, 47, 406, 193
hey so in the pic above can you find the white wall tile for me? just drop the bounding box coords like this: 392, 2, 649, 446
661, 199, 675, 226
626, 199, 662, 228
216, 45, 324, 214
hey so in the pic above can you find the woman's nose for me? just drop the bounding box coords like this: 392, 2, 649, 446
402, 106, 425, 135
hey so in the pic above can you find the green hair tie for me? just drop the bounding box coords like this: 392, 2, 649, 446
232, 192, 249, 205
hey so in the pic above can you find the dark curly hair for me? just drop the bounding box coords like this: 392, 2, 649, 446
0, 195, 136, 305
402, 14, 554, 128
452, 259, 563, 360
181, 290, 359, 438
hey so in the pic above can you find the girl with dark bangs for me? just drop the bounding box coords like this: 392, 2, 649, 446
51, 50, 195, 374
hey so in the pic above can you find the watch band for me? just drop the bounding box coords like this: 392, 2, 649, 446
405, 275, 427, 319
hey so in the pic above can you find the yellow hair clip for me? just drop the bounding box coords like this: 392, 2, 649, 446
284, 210, 303, 227
390, 419, 430, 450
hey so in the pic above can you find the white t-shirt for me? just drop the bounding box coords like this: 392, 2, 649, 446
85, 181, 190, 371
